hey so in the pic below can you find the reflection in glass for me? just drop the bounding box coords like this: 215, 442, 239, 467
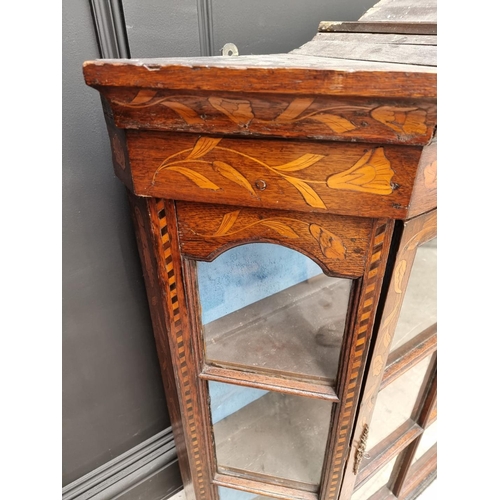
366, 356, 432, 451
391, 239, 437, 352
209, 381, 332, 486
198, 244, 352, 382
412, 421, 437, 465
352, 457, 397, 500
218, 486, 273, 500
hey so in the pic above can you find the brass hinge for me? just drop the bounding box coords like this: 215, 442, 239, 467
353, 424, 369, 474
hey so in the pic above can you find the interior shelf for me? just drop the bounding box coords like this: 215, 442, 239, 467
204, 274, 352, 385
211, 387, 333, 488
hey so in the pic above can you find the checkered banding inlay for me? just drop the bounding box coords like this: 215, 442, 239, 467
155, 199, 210, 500
325, 221, 388, 500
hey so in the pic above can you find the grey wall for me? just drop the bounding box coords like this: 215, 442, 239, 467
62, 0, 169, 487
210, 0, 377, 56
123, 0, 201, 58
123, 0, 378, 58
63, 0, 376, 496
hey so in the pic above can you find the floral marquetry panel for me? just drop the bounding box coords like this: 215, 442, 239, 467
176, 201, 376, 279
125, 131, 424, 218
100, 87, 437, 145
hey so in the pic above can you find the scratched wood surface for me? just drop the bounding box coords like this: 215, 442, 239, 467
292, 37, 436, 66
318, 22, 436, 35
312, 32, 436, 45
360, 0, 437, 23
84, 53, 436, 100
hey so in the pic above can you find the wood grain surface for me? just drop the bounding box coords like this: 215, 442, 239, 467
84, 54, 436, 99
318, 21, 437, 35
175, 201, 374, 278
292, 38, 436, 66
407, 139, 437, 218
98, 87, 436, 146
360, 0, 437, 23
128, 194, 195, 500
126, 132, 424, 219
320, 220, 394, 500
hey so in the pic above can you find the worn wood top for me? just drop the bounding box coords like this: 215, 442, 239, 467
291, 35, 436, 67
295, 0, 437, 68
84, 0, 436, 100
84, 53, 436, 99
360, 0, 436, 23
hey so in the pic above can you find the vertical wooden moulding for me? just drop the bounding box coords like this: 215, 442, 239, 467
128, 192, 194, 498
320, 218, 395, 500
182, 256, 220, 497
140, 196, 218, 500
338, 209, 437, 500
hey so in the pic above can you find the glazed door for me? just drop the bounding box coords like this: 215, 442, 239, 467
166, 199, 394, 500
339, 210, 437, 500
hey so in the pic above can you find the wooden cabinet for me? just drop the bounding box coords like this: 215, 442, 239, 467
83, 1, 437, 499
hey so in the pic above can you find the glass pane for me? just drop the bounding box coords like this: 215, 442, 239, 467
198, 243, 352, 383
218, 486, 274, 500
391, 238, 437, 352
412, 420, 437, 465
352, 457, 397, 500
209, 381, 332, 485
366, 355, 432, 451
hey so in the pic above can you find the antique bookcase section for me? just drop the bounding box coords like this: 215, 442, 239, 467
339, 209, 436, 500
171, 199, 395, 500
81, 3, 437, 499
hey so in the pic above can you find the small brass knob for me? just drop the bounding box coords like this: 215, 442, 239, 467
254, 179, 267, 190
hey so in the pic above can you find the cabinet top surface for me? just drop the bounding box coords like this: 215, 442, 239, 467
83, 0, 436, 100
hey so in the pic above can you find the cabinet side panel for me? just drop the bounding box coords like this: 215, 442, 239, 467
146, 197, 218, 500
128, 193, 194, 498
407, 140, 437, 219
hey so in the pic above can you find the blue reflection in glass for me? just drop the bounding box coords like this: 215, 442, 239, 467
209, 381, 266, 424
218, 486, 265, 500
200, 245, 322, 443
198, 243, 321, 324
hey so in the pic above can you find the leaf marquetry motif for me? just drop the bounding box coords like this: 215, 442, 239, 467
212, 161, 256, 195
167, 167, 220, 191
187, 137, 222, 160
274, 154, 326, 172
212, 210, 241, 236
